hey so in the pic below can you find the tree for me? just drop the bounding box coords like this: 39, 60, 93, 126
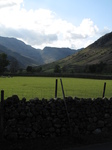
36, 66, 42, 73
26, 66, 33, 72
54, 64, 61, 73
0, 53, 9, 73
87, 62, 107, 73
10, 59, 19, 73
62, 65, 67, 73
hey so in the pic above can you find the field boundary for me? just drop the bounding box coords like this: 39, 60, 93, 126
1, 73, 112, 79
1, 89, 112, 140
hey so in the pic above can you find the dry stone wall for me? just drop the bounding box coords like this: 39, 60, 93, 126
3, 95, 112, 139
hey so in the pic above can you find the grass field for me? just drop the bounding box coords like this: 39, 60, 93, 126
0, 76, 112, 100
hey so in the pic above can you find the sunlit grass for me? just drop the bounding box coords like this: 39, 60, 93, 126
0, 76, 112, 100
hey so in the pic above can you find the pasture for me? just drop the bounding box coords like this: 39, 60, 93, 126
0, 76, 112, 100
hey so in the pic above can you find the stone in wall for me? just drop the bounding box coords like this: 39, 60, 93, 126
2, 95, 112, 139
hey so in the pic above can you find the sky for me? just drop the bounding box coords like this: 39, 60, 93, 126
0, 0, 112, 50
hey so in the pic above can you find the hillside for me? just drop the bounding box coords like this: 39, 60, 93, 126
0, 44, 39, 68
41, 47, 78, 63
40, 32, 112, 73
0, 36, 78, 68
0, 36, 44, 67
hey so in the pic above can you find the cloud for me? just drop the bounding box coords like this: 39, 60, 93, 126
17, 29, 58, 45
0, 0, 110, 49
0, 25, 58, 45
0, 0, 23, 9
78, 19, 99, 37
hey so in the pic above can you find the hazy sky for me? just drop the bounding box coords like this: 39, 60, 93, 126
0, 0, 112, 49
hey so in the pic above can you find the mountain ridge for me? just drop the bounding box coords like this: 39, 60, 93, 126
89, 32, 112, 48
59, 32, 112, 65
0, 44, 40, 68
1, 32, 111, 73
0, 36, 78, 68
40, 32, 112, 73
41, 46, 79, 63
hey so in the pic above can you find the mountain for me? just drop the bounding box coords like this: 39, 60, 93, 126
40, 32, 112, 73
0, 36, 44, 67
41, 47, 79, 63
60, 32, 112, 65
0, 36, 79, 68
0, 44, 41, 68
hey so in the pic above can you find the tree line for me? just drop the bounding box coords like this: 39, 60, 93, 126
0, 53, 20, 74
1, 53, 112, 75
0, 53, 9, 73
0, 53, 43, 74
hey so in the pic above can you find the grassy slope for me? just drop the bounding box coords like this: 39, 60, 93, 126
41, 46, 112, 73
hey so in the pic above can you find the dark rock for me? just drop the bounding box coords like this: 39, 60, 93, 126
104, 113, 110, 119
3, 95, 112, 139
88, 118, 93, 123
12, 95, 20, 103
26, 127, 32, 133
109, 97, 112, 101
21, 97, 26, 103
34, 97, 40, 101
49, 127, 55, 133
7, 132, 18, 139
53, 118, 61, 128
31, 131, 36, 138
61, 127, 67, 135
7, 119, 17, 126
98, 120, 105, 128
27, 112, 33, 118
56, 128, 61, 135
93, 117, 98, 122
102, 127, 108, 133
20, 112, 26, 119
93, 128, 102, 134
73, 126, 79, 134
87, 124, 96, 131
73, 97, 80, 101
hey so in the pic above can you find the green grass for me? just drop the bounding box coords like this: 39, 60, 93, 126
0, 76, 112, 100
